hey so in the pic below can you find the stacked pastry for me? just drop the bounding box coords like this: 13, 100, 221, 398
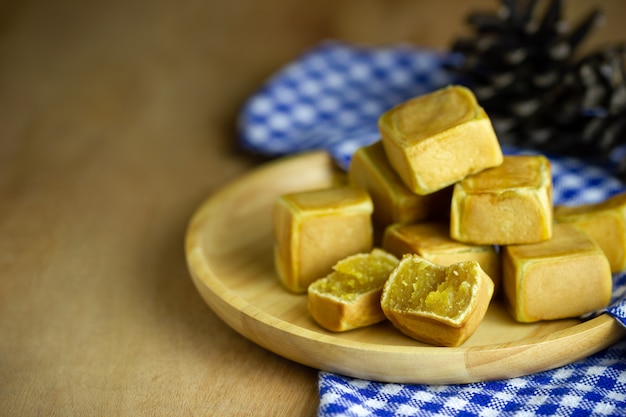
273, 85, 619, 347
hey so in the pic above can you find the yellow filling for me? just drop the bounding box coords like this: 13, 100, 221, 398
388, 259, 475, 319
311, 249, 398, 302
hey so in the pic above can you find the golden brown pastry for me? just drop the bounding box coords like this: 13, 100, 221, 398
382, 222, 501, 291
348, 141, 452, 226
378, 85, 503, 195
502, 223, 612, 323
274, 186, 373, 293
380, 255, 494, 347
307, 248, 399, 332
554, 191, 626, 273
450, 155, 553, 245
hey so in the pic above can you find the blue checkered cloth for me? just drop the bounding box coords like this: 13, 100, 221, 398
239, 41, 458, 170
238, 41, 626, 417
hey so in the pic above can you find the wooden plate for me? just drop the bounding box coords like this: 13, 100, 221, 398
185, 151, 626, 384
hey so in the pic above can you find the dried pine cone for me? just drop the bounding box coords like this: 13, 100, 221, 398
448, 0, 626, 179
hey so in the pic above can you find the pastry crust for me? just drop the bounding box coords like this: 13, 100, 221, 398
307, 249, 399, 332
379, 85, 502, 195
502, 223, 612, 323
380, 255, 494, 347
349, 141, 451, 226
554, 191, 626, 273
274, 186, 373, 293
450, 155, 553, 245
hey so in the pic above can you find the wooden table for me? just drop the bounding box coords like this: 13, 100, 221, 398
2, 1, 624, 415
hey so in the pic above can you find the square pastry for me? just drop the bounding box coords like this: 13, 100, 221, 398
450, 155, 552, 245
349, 141, 451, 226
502, 223, 612, 322
555, 191, 626, 273
273, 186, 373, 293
378, 85, 502, 195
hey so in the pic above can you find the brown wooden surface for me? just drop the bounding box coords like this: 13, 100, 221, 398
1, 1, 625, 415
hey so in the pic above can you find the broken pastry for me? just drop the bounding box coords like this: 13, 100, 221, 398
382, 222, 501, 292
380, 255, 494, 347
307, 248, 399, 332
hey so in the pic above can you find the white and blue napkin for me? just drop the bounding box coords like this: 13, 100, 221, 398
239, 41, 626, 416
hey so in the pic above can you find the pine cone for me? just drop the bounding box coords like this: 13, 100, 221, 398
449, 0, 626, 179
